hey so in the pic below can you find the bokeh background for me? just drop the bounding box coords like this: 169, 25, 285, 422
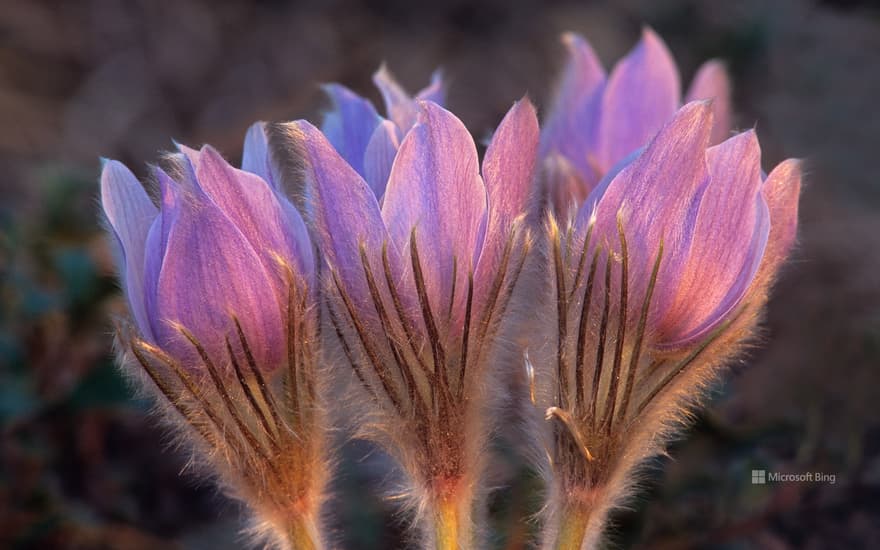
1, 0, 878, 548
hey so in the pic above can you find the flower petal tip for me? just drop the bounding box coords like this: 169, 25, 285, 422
560, 30, 581, 46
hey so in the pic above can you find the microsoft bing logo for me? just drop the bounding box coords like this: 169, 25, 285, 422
750, 468, 836, 484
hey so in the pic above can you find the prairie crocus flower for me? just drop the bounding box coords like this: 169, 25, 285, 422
100, 142, 328, 549
272, 98, 539, 549
321, 66, 445, 196
540, 28, 732, 219
535, 102, 801, 548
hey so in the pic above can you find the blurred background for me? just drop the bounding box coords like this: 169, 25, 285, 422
1, 0, 878, 548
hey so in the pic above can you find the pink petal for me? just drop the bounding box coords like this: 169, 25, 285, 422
755, 159, 802, 284
153, 181, 285, 371
686, 60, 733, 145
476, 98, 539, 304
415, 69, 446, 106
282, 120, 392, 310
143, 168, 183, 341
482, 98, 539, 229
174, 142, 201, 178
596, 28, 681, 171
373, 64, 421, 138
539, 32, 606, 192
575, 146, 645, 231
660, 130, 770, 347
591, 101, 714, 323
544, 154, 590, 222
381, 102, 487, 323
195, 146, 313, 286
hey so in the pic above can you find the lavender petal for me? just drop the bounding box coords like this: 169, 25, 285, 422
153, 182, 285, 370
595, 28, 681, 171
100, 160, 158, 340
590, 101, 714, 324
660, 130, 770, 346
320, 83, 382, 177
381, 101, 487, 320
686, 60, 733, 145
363, 119, 400, 199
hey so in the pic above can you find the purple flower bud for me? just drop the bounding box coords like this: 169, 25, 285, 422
292, 99, 537, 332
539, 99, 800, 549
541, 28, 733, 218
320, 66, 446, 198
572, 101, 800, 348
275, 98, 538, 545
373, 65, 446, 139
101, 144, 313, 371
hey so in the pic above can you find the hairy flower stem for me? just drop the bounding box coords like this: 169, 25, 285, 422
553, 504, 590, 550
286, 513, 322, 550
433, 495, 463, 550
